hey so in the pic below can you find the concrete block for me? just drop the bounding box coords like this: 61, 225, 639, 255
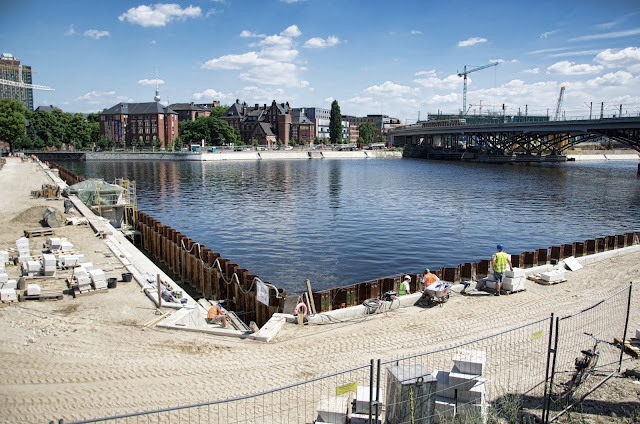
540, 269, 566, 282
0, 288, 18, 302
4, 280, 17, 290
453, 349, 487, 375
60, 241, 74, 251
432, 370, 456, 398
434, 396, 456, 423
27, 284, 41, 296
457, 378, 487, 404
46, 237, 62, 250
0, 273, 7, 284
316, 395, 349, 423
16, 237, 29, 250
449, 371, 482, 391
0, 263, 4, 273
352, 386, 384, 415
93, 279, 107, 290
89, 269, 105, 284
563, 256, 583, 271
24, 261, 42, 276
0, 250, 8, 263
17, 254, 31, 264
42, 254, 56, 276
636, 328, 640, 340
77, 276, 91, 292
74, 267, 89, 280
79, 262, 93, 271
483, 279, 496, 290
505, 267, 525, 278
503, 276, 525, 292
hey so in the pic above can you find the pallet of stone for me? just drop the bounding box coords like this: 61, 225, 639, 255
72, 286, 107, 298
482, 285, 526, 295
24, 228, 55, 238
614, 337, 640, 358
527, 274, 567, 285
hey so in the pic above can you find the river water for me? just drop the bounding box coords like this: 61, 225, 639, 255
56, 158, 640, 294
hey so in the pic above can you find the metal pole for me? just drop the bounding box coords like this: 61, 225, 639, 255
544, 316, 561, 424
369, 359, 374, 423
618, 282, 633, 371
590, 102, 592, 119
157, 274, 162, 308
600, 102, 604, 119
375, 359, 381, 423
541, 313, 555, 423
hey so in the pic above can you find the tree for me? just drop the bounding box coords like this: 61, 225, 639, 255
252, 139, 259, 147
86, 113, 100, 123
329, 100, 342, 144
290, 139, 297, 146
277, 139, 283, 146
179, 118, 209, 145
210, 105, 228, 118
137, 138, 144, 149
0, 99, 27, 152
68, 113, 91, 149
377, 135, 386, 144
357, 122, 377, 144
205, 117, 238, 145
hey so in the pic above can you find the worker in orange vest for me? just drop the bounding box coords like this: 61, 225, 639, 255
207, 303, 227, 327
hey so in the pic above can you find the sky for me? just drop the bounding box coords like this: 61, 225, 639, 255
2, 0, 640, 122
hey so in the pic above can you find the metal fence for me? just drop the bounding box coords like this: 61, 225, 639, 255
57, 283, 633, 424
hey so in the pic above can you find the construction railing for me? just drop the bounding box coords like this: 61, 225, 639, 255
56, 283, 634, 424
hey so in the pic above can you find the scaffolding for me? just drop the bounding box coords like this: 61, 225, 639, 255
115, 178, 138, 230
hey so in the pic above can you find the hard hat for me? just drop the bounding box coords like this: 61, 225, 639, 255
497, 243, 504, 250
424, 268, 430, 273
404, 275, 411, 280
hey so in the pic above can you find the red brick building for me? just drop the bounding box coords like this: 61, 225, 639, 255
100, 102, 178, 148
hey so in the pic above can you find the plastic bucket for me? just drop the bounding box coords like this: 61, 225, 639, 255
107, 278, 117, 289
121, 272, 133, 282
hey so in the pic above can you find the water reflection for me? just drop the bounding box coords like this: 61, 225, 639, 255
56, 159, 640, 293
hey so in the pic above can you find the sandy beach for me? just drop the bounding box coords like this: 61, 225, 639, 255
0, 156, 638, 424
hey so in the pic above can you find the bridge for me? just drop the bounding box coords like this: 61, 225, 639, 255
389, 117, 640, 162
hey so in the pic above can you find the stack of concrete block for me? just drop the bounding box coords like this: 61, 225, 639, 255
503, 268, 526, 292
0, 250, 9, 264
42, 253, 57, 277
60, 241, 74, 252
58, 254, 84, 268
0, 288, 17, 302
89, 269, 107, 290
432, 349, 488, 424
79, 262, 93, 271
73, 267, 92, 292
16, 237, 31, 263
23, 260, 42, 277
540, 269, 566, 283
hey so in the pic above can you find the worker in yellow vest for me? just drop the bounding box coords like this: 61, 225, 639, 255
491, 243, 513, 296
399, 275, 411, 295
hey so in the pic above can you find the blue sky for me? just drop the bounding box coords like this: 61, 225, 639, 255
2, 0, 640, 121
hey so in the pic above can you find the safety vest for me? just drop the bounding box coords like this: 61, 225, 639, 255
399, 280, 409, 295
207, 305, 219, 320
494, 251, 508, 273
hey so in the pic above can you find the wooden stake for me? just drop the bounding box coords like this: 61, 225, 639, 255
157, 274, 162, 308
305, 279, 316, 314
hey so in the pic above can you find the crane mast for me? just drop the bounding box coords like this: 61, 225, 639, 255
553, 86, 565, 121
457, 62, 499, 116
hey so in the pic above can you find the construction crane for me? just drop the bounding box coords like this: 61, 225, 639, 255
457, 62, 499, 116
553, 86, 565, 121
0, 62, 54, 92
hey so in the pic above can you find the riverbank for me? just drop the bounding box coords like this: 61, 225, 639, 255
0, 157, 639, 423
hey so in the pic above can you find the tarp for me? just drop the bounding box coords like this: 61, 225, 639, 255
63, 179, 124, 206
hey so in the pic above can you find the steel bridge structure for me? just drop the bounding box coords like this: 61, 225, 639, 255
389, 117, 640, 162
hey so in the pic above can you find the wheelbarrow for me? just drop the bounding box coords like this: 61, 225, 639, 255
418, 280, 452, 306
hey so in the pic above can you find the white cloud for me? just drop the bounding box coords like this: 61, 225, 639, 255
303, 36, 339, 48
527, 47, 570, 55
324, 97, 335, 103
151, 40, 156, 45
364, 81, 419, 97
238, 86, 287, 101
522, 68, 540, 74
414, 73, 462, 90
594, 47, 640, 72
431, 93, 458, 103
411, 30, 422, 35
75, 91, 132, 105
548, 49, 602, 58
458, 37, 487, 47
203, 25, 312, 89
240, 30, 264, 38
584, 71, 637, 88
118, 4, 201, 27
546, 61, 604, 75
540, 30, 558, 39
64, 24, 75, 36
192, 88, 233, 102
489, 58, 519, 64
281, 0, 305, 3
83, 29, 111, 40
281, 25, 301, 38
569, 28, 640, 42
595, 21, 617, 30
414, 70, 437, 77
138, 78, 165, 86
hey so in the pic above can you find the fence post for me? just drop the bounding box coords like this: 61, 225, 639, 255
541, 313, 555, 424
618, 282, 633, 371
375, 359, 382, 423
544, 316, 561, 424
369, 359, 374, 423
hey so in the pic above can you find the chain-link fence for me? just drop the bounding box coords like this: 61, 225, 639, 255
57, 283, 633, 424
